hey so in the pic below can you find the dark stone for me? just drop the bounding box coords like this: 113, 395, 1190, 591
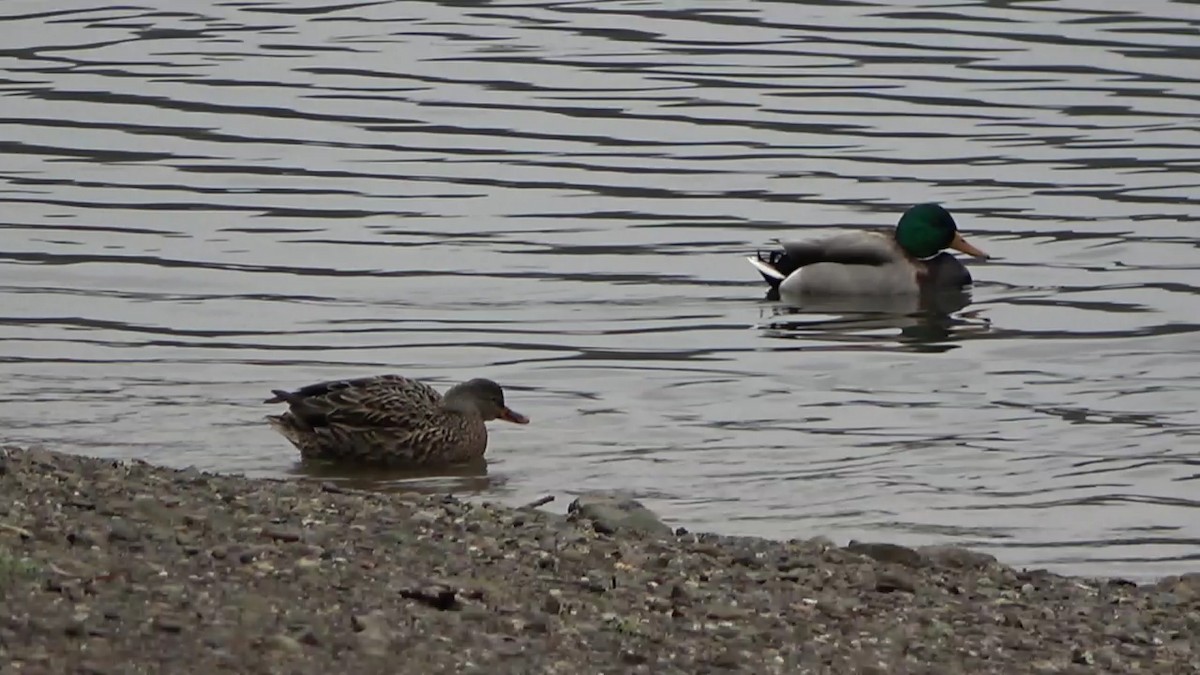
399, 583, 461, 611
621, 650, 648, 665
106, 519, 139, 543
846, 542, 924, 568
876, 571, 918, 594
68, 529, 100, 547
920, 545, 997, 570
153, 617, 184, 634
261, 525, 302, 543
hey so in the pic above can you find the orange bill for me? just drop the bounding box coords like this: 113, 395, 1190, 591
949, 232, 989, 259
500, 407, 530, 424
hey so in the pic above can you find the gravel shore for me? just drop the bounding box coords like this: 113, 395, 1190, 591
1, 445, 1198, 674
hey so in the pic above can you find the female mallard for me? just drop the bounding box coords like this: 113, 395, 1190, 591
265, 375, 529, 466
747, 203, 989, 300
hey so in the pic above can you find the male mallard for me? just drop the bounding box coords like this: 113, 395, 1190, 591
265, 375, 529, 466
747, 203, 989, 300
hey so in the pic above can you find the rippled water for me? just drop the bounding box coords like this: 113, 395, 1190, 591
2, 0, 1197, 580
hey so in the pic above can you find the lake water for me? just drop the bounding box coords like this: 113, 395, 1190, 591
1, 0, 1197, 581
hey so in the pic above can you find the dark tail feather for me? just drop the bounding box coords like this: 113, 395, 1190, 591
264, 389, 296, 404
746, 249, 800, 301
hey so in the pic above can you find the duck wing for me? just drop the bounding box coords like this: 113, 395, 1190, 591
265, 374, 441, 430
748, 232, 903, 299
777, 232, 899, 268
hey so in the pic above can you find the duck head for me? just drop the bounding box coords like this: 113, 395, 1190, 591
894, 203, 989, 261
444, 378, 530, 424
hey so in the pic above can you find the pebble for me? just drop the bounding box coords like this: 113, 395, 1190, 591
846, 542, 925, 569
106, 519, 139, 542
568, 493, 673, 537
876, 571, 918, 594
261, 525, 302, 543
265, 634, 304, 654
68, 529, 100, 547
153, 617, 185, 634
412, 509, 443, 525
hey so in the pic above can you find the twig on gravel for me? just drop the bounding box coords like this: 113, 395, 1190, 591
0, 522, 33, 538
47, 563, 80, 578
521, 495, 555, 509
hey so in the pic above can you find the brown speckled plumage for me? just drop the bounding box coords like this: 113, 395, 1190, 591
264, 374, 529, 467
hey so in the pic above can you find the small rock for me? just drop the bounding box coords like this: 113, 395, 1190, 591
106, 519, 139, 542
710, 648, 741, 669
731, 552, 762, 569
568, 493, 672, 537
919, 545, 997, 570
876, 571, 917, 594
621, 649, 648, 665
153, 616, 185, 634
399, 582, 460, 611
705, 604, 751, 620
582, 572, 611, 594
68, 529, 100, 547
66, 497, 96, 511
670, 584, 692, 606
410, 510, 440, 526
261, 525, 302, 543
351, 611, 390, 656
182, 514, 208, 528
846, 541, 924, 568
265, 634, 304, 654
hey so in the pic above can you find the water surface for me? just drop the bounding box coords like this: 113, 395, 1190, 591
1, 0, 1198, 581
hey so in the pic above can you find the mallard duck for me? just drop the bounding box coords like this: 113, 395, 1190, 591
265, 375, 529, 466
747, 203, 989, 300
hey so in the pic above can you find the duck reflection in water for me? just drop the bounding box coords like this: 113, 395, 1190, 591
287, 457, 500, 496
759, 288, 988, 352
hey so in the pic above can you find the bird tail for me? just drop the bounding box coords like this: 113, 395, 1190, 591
264, 389, 297, 404
265, 413, 310, 446
746, 249, 797, 301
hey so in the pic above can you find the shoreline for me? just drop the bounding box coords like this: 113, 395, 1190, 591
2, 445, 1197, 673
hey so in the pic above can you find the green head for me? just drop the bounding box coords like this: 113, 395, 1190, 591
894, 203, 959, 259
